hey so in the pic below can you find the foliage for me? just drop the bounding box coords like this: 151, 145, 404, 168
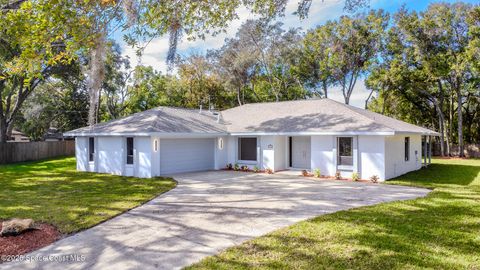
187, 158, 480, 269
234, 163, 240, 171
313, 168, 321, 178
253, 166, 260, 173
265, 168, 273, 174
335, 171, 342, 180
301, 170, 310, 177
370, 175, 379, 183
0, 157, 175, 233
351, 172, 359, 181
226, 163, 233, 170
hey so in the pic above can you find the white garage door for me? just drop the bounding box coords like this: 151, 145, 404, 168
160, 138, 215, 175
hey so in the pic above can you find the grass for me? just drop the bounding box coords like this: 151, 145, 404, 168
186, 158, 480, 270
0, 157, 176, 234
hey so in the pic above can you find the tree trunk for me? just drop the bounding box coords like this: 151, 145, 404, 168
236, 86, 242, 106
457, 87, 464, 157
322, 80, 328, 98
0, 118, 7, 143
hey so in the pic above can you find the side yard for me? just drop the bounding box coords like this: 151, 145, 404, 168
0, 157, 176, 233
186, 158, 480, 269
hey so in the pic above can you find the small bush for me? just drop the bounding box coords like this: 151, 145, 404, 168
370, 175, 379, 183
313, 168, 321, 178
335, 171, 342, 180
301, 170, 310, 177
265, 168, 273, 174
226, 163, 233, 170
352, 172, 360, 181
253, 166, 260, 173
241, 165, 249, 171
233, 163, 240, 171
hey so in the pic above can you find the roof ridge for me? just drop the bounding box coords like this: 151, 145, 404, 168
220, 98, 327, 112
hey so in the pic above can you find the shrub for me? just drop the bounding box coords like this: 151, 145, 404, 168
265, 168, 273, 174
233, 163, 240, 171
313, 168, 321, 178
253, 166, 260, 173
301, 170, 310, 177
352, 172, 360, 181
370, 175, 379, 183
226, 163, 233, 170
335, 171, 342, 180
241, 165, 249, 172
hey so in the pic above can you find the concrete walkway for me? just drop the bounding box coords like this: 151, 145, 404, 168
2, 171, 430, 270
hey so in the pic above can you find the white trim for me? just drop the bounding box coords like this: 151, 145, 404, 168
229, 131, 394, 136
65, 130, 440, 137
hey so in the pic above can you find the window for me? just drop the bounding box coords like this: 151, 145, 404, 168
405, 137, 410, 161
337, 137, 353, 166
88, 137, 95, 162
126, 137, 134, 164
238, 137, 257, 161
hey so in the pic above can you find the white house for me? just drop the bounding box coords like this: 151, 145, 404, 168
65, 99, 438, 181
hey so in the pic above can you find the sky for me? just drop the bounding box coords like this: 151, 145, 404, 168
118, 0, 477, 108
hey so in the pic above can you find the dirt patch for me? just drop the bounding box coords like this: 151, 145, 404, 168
0, 221, 61, 262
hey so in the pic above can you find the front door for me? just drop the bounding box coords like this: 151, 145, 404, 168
291, 136, 311, 169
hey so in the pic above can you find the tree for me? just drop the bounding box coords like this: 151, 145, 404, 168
329, 10, 389, 104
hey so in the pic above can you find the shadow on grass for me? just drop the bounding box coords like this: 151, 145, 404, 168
0, 157, 176, 234
187, 159, 480, 269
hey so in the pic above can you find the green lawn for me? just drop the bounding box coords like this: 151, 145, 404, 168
187, 158, 480, 270
0, 157, 176, 234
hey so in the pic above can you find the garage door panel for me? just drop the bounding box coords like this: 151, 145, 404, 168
160, 138, 214, 175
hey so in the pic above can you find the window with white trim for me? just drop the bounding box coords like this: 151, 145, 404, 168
337, 137, 353, 166
238, 137, 257, 161
126, 137, 134, 164
88, 137, 95, 162
405, 137, 410, 161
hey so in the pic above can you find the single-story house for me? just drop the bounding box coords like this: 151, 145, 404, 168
65, 99, 438, 181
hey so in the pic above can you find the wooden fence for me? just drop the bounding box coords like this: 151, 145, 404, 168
0, 140, 75, 164
432, 143, 480, 158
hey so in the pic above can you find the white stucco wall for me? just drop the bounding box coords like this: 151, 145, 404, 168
274, 136, 286, 171
97, 137, 123, 175
214, 136, 228, 170
358, 136, 385, 181
261, 135, 275, 170
310, 135, 335, 176
135, 136, 152, 178
151, 136, 160, 177
75, 137, 88, 172
385, 134, 422, 180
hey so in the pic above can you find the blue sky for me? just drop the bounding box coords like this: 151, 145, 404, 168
119, 0, 477, 108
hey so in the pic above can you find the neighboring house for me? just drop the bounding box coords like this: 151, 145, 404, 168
7, 130, 30, 142
43, 127, 64, 141
65, 99, 438, 181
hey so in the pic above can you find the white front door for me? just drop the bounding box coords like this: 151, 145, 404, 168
291, 136, 311, 169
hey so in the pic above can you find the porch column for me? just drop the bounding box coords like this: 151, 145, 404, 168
428, 135, 432, 165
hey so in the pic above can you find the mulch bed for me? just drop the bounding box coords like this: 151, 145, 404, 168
0, 221, 61, 262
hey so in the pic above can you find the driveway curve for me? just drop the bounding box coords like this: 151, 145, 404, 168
1, 171, 430, 270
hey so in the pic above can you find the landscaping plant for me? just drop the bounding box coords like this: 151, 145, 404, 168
352, 172, 359, 181
313, 168, 321, 178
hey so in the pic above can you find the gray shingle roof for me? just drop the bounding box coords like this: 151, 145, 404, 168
65, 99, 438, 136
220, 99, 438, 135
65, 107, 226, 136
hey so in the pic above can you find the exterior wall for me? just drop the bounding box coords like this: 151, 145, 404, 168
151, 136, 160, 177
97, 137, 124, 175
385, 134, 422, 180
261, 135, 275, 170
135, 136, 152, 178
75, 137, 88, 172
274, 136, 286, 171
358, 135, 385, 180
214, 136, 228, 170
310, 135, 335, 176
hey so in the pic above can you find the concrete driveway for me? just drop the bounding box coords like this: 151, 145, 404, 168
2, 171, 430, 270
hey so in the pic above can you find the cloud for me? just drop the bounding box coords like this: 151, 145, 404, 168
328, 78, 374, 108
